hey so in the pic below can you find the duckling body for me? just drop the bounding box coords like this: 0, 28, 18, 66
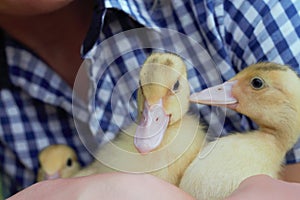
180, 132, 283, 199
74, 114, 203, 185
72, 53, 205, 186
180, 63, 300, 199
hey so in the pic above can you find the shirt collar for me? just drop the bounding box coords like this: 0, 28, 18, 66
103, 0, 158, 27
4, 0, 160, 120
81, 0, 105, 56
5, 35, 88, 122
81, 0, 161, 58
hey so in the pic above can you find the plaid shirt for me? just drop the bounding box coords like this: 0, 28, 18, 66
1, 0, 300, 197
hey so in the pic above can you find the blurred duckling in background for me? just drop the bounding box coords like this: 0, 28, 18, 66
180, 62, 300, 200
37, 144, 81, 181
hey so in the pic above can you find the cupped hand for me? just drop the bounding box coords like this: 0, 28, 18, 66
8, 172, 195, 200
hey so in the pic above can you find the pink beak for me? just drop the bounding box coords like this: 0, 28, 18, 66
190, 80, 238, 107
45, 171, 61, 180
134, 99, 170, 154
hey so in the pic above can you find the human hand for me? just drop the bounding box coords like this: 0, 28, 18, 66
8, 172, 195, 200
225, 175, 300, 200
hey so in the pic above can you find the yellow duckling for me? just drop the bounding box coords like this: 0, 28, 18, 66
37, 144, 81, 181
179, 62, 300, 200
73, 53, 205, 186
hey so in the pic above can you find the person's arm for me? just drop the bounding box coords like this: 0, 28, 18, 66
7, 173, 195, 200
282, 163, 300, 183
225, 163, 300, 200
225, 175, 300, 200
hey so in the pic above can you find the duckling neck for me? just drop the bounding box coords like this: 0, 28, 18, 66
158, 118, 183, 148
157, 114, 198, 150
259, 121, 300, 152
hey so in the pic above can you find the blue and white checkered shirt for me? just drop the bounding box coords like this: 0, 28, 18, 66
1, 0, 300, 197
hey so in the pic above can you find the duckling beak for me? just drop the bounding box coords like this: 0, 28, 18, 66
44, 171, 61, 180
134, 99, 170, 154
190, 80, 238, 107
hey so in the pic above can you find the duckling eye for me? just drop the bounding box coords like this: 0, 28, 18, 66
250, 77, 265, 90
172, 80, 180, 92
66, 158, 73, 167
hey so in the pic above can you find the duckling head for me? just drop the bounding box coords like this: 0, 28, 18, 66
134, 53, 190, 154
37, 144, 81, 181
190, 62, 300, 148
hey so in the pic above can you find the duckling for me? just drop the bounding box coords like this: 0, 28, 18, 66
73, 53, 205, 186
37, 144, 81, 181
179, 62, 300, 200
